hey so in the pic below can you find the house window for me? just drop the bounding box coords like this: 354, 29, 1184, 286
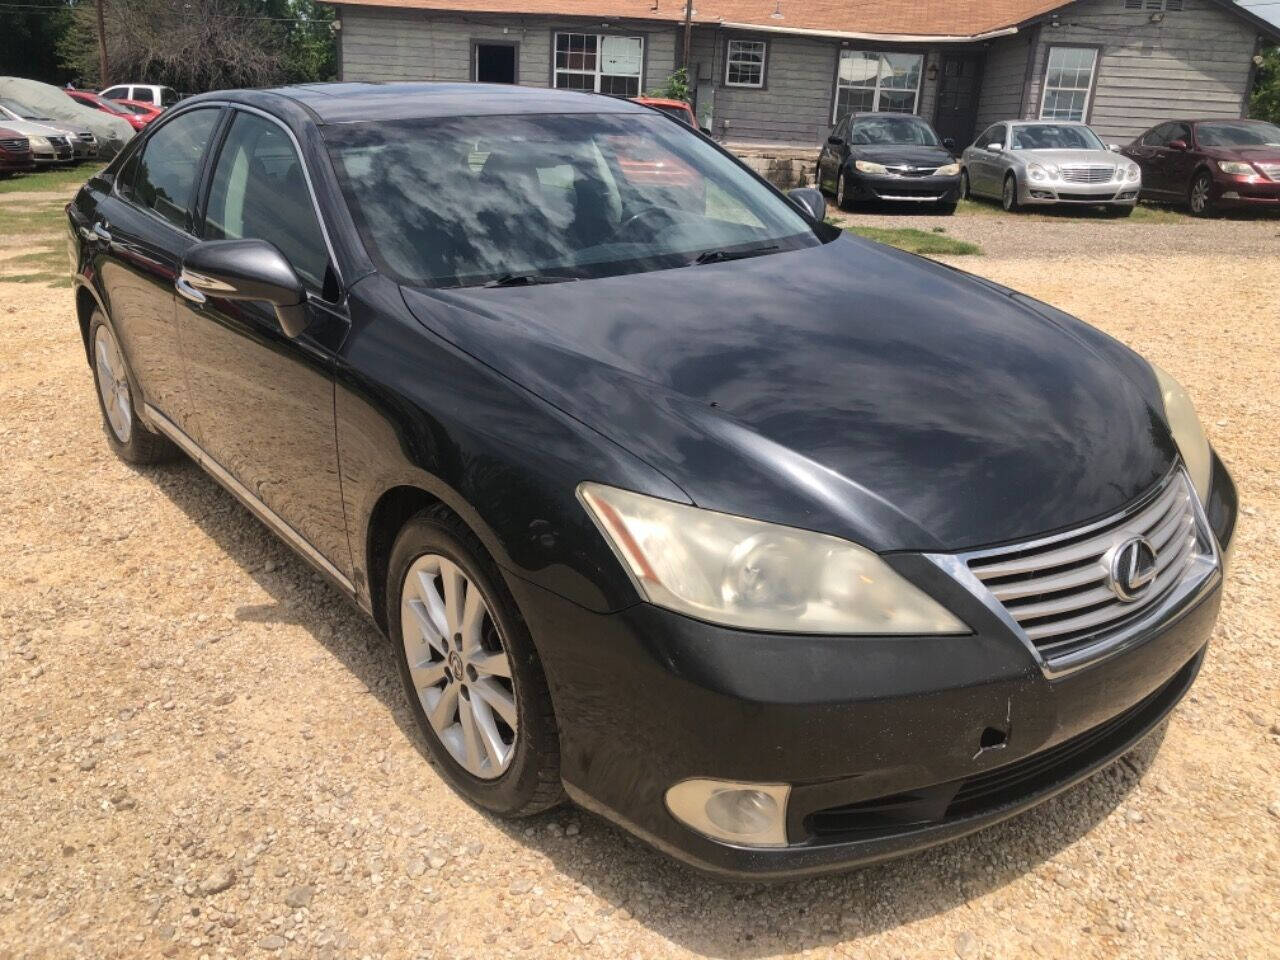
725, 39, 766, 88
554, 32, 643, 96
1123, 0, 1182, 10
833, 51, 923, 122
1039, 47, 1098, 121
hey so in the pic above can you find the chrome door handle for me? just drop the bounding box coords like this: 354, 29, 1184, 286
175, 276, 207, 305
91, 221, 112, 244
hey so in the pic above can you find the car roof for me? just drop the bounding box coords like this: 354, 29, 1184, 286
1008, 120, 1088, 126
204, 82, 653, 125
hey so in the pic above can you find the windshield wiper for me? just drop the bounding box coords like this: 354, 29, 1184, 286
482, 273, 579, 288
691, 244, 780, 266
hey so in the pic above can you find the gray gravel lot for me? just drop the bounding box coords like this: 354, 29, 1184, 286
1, 201, 1278, 960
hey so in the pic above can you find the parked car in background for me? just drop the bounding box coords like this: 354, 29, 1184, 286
99, 84, 180, 108
117, 99, 164, 125
0, 77, 132, 158
0, 97, 96, 161
1123, 119, 1280, 216
816, 113, 961, 213
68, 83, 1235, 878
632, 97, 698, 130
962, 121, 1140, 216
0, 127, 35, 176
66, 89, 148, 133
0, 98, 76, 164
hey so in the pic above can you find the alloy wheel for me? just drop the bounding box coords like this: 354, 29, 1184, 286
400, 553, 518, 779
960, 170, 970, 201
1002, 176, 1017, 212
837, 172, 847, 208
94, 324, 132, 443
1189, 174, 1211, 215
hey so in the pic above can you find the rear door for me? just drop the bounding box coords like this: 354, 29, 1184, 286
1163, 122, 1197, 197
1131, 123, 1174, 196
90, 106, 223, 438
178, 107, 353, 579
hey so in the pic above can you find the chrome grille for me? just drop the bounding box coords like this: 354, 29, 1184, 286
1258, 163, 1280, 182
0, 137, 27, 152
1060, 165, 1114, 183
47, 135, 68, 147
967, 473, 1205, 658
884, 165, 943, 178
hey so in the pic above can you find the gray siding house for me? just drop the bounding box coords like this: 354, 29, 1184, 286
325, 0, 1277, 148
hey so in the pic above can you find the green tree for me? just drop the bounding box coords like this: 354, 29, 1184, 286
0, 2, 75, 86
648, 67, 691, 102
1251, 46, 1280, 125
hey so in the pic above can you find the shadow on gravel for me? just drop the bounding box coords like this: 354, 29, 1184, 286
140, 454, 1163, 959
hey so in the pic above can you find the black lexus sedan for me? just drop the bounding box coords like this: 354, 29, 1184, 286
67, 83, 1236, 879
816, 112, 962, 213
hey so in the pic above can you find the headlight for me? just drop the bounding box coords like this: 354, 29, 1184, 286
28, 135, 49, 148
578, 483, 969, 635
1216, 160, 1254, 176
1125, 164, 1140, 182
934, 162, 961, 176
854, 159, 888, 175
1027, 162, 1058, 181
1150, 364, 1211, 504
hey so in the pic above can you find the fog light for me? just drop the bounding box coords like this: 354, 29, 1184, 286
665, 779, 790, 847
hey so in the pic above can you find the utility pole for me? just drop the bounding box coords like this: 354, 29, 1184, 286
681, 0, 693, 74
95, 0, 109, 86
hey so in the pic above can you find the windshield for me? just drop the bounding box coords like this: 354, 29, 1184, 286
849, 115, 940, 147
1196, 121, 1280, 148
0, 99, 52, 121
1011, 124, 1104, 151
326, 112, 820, 288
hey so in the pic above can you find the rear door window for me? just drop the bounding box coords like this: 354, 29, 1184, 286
131, 108, 221, 230
135, 88, 155, 104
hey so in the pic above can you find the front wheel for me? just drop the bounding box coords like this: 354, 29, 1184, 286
836, 171, 854, 211
959, 169, 971, 201
388, 506, 563, 817
1188, 171, 1214, 217
1001, 174, 1020, 212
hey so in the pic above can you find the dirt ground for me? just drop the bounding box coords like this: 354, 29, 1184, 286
1, 184, 1278, 960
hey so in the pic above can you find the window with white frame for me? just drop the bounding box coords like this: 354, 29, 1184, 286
833, 51, 923, 122
554, 33, 644, 96
1039, 47, 1098, 121
1123, 0, 1182, 10
725, 39, 766, 88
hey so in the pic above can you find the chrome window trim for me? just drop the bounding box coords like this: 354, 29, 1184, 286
927, 467, 1222, 680
143, 404, 354, 593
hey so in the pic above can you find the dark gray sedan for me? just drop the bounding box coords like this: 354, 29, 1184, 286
962, 121, 1141, 215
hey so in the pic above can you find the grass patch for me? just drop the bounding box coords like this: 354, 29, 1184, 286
0, 164, 100, 195
2, 271, 73, 287
954, 197, 1189, 223
847, 226, 982, 256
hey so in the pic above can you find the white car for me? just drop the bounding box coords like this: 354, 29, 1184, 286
99, 84, 181, 108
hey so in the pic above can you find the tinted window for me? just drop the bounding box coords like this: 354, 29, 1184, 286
975, 125, 1002, 148
1141, 123, 1170, 147
850, 115, 940, 146
326, 112, 819, 288
204, 111, 330, 290
161, 88, 181, 107
132, 108, 220, 230
1196, 121, 1280, 147
1166, 122, 1191, 145
134, 88, 155, 104
101, 87, 126, 100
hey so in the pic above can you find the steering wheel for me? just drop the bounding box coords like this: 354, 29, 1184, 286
607, 207, 672, 244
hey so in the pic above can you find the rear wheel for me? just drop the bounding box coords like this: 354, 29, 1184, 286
88, 313, 176, 464
1001, 174, 1019, 212
388, 506, 563, 817
1188, 171, 1214, 217
836, 171, 854, 211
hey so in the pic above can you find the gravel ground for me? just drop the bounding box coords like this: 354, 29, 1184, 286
833, 202, 1280, 259
1, 203, 1278, 960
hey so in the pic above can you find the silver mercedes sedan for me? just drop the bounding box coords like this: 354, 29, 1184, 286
961, 121, 1142, 215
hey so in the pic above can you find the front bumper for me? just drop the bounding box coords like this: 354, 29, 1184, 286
850, 171, 961, 204
1019, 178, 1138, 205
1213, 173, 1280, 208
0, 151, 35, 172
512, 455, 1236, 879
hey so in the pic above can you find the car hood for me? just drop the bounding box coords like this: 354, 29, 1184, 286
0, 119, 70, 138
849, 144, 954, 166
400, 235, 1175, 552
1013, 148, 1122, 167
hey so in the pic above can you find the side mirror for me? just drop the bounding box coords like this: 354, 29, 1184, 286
826, 135, 844, 146
987, 142, 1003, 152
1108, 143, 1122, 152
943, 137, 956, 151
1168, 139, 1188, 151
788, 186, 826, 222
178, 239, 310, 338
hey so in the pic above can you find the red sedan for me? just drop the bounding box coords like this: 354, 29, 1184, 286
65, 89, 148, 132
117, 99, 164, 125
1123, 118, 1280, 216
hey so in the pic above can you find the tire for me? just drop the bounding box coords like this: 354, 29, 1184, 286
937, 202, 958, 216
814, 163, 826, 195
959, 169, 971, 201
387, 505, 563, 817
1001, 173, 1020, 212
836, 170, 854, 211
88, 312, 177, 464
1188, 171, 1214, 217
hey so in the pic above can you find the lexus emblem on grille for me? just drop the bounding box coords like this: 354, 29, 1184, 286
1107, 536, 1158, 602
